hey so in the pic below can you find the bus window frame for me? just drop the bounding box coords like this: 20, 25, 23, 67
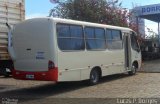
56, 23, 85, 52
106, 28, 123, 50
84, 26, 106, 51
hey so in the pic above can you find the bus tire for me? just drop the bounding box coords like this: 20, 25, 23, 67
128, 63, 137, 75
89, 69, 100, 85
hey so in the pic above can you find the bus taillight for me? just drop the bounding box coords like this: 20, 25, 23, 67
48, 60, 55, 70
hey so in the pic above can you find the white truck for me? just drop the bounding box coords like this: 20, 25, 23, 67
0, 0, 25, 76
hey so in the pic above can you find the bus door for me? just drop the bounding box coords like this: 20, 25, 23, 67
123, 33, 131, 70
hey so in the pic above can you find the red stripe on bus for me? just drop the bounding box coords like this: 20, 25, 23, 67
12, 68, 58, 81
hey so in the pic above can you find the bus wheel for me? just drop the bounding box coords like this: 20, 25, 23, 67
128, 64, 137, 75
89, 69, 100, 85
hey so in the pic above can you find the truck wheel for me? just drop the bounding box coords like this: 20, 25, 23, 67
128, 64, 137, 75
1, 68, 10, 77
89, 69, 100, 85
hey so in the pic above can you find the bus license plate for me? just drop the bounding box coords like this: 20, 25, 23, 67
26, 74, 34, 79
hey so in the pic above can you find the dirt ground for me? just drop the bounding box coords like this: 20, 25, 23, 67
0, 60, 160, 104
141, 59, 160, 72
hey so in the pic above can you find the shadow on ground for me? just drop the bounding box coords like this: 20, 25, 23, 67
0, 73, 131, 102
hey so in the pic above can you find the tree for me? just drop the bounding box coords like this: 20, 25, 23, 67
50, 0, 129, 27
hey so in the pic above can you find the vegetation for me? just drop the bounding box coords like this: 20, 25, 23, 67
50, 0, 130, 27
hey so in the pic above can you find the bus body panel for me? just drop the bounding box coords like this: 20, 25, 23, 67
12, 18, 58, 81
131, 45, 142, 69
57, 50, 125, 81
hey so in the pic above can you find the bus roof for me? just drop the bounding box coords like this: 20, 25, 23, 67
26, 17, 133, 32
52, 18, 133, 31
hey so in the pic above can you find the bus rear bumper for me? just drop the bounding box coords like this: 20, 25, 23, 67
12, 68, 58, 81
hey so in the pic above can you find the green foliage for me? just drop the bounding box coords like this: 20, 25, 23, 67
51, 0, 129, 27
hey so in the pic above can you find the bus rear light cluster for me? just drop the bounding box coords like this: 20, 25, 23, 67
48, 60, 55, 70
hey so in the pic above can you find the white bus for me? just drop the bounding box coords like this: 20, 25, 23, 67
9, 18, 141, 85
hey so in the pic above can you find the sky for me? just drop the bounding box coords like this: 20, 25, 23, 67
25, 0, 160, 33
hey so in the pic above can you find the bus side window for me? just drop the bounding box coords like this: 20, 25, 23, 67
106, 29, 122, 49
57, 24, 85, 51
106, 29, 112, 49
131, 32, 140, 52
95, 28, 106, 49
57, 24, 70, 37
85, 27, 106, 50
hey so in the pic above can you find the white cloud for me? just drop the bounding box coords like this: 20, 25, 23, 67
26, 13, 48, 19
